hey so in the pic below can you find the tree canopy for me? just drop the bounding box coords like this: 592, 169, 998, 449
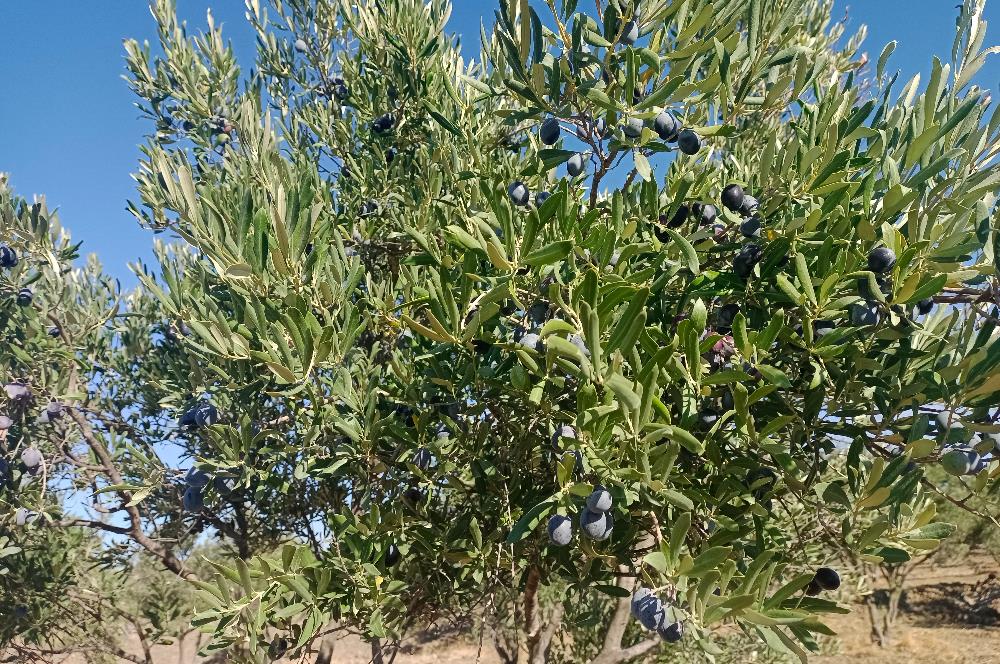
3, 1, 1000, 662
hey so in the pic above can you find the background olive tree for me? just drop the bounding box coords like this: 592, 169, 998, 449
4, 0, 1000, 663
0, 177, 216, 662
841, 462, 1000, 648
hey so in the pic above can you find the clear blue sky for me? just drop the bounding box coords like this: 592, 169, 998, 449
1, 1, 997, 285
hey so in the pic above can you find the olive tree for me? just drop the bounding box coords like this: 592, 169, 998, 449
5, 0, 1000, 662
0, 177, 197, 661
842, 463, 1000, 648
122, 0, 1000, 661
0, 173, 271, 659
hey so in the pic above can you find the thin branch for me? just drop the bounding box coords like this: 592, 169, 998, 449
616, 637, 662, 663
130, 618, 155, 664
53, 518, 133, 535
68, 408, 195, 580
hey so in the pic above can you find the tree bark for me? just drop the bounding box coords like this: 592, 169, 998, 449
589, 573, 660, 664
315, 637, 336, 664
864, 594, 887, 647
529, 601, 563, 664
522, 566, 547, 662
131, 618, 154, 664
371, 638, 385, 664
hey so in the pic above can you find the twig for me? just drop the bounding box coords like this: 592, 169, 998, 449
68, 408, 195, 580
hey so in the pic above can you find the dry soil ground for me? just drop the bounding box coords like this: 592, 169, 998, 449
39, 562, 1000, 663
813, 563, 1000, 664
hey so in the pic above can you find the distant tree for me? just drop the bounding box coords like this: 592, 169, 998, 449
847, 463, 1000, 647
0, 177, 203, 662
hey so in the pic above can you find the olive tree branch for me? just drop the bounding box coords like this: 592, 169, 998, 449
68, 407, 195, 580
